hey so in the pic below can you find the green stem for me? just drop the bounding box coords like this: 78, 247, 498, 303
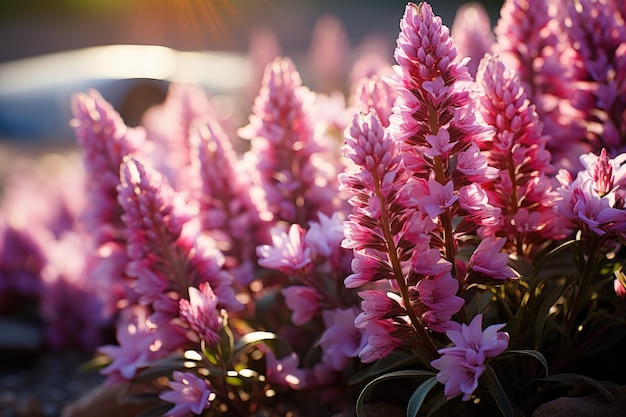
374, 181, 438, 358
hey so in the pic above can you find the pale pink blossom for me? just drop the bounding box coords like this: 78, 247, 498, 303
159, 371, 213, 417
431, 314, 509, 400
469, 237, 516, 280
264, 350, 307, 390
305, 212, 345, 258
179, 283, 222, 345
424, 128, 456, 158
420, 179, 458, 219
357, 318, 403, 363
417, 272, 465, 332
282, 286, 320, 325
99, 306, 184, 383
344, 250, 387, 289
257, 224, 312, 274
318, 307, 368, 371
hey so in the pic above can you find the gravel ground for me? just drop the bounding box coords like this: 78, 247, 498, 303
0, 350, 105, 417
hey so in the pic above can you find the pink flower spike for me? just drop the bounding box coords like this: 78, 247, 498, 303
257, 224, 312, 275
469, 237, 516, 280
179, 282, 222, 345
159, 371, 213, 417
282, 286, 320, 325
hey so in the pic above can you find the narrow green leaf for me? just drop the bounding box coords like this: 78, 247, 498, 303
355, 370, 436, 417
482, 364, 513, 417
502, 349, 548, 376
533, 240, 578, 272
407, 376, 439, 417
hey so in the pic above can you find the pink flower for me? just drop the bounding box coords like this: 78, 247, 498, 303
431, 352, 484, 401
264, 350, 307, 390
458, 184, 502, 228
352, 75, 397, 127
305, 212, 345, 258
282, 286, 320, 325
179, 282, 222, 345
239, 57, 340, 224
318, 307, 368, 371
469, 237, 516, 280
159, 371, 213, 417
615, 276, 626, 301
417, 272, 465, 333
99, 306, 181, 383
431, 314, 509, 401
344, 250, 388, 289
355, 290, 404, 327
424, 128, 456, 158
70, 89, 145, 244
412, 179, 458, 220
257, 224, 312, 274
357, 318, 403, 363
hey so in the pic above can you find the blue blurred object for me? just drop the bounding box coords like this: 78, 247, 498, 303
0, 45, 251, 142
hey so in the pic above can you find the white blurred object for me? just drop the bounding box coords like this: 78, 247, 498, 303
0, 45, 251, 142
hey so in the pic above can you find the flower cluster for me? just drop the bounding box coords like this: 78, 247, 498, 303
1, 1, 626, 417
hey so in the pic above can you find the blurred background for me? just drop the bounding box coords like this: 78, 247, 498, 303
0, 0, 503, 146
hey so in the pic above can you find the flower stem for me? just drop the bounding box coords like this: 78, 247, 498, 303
374, 180, 438, 358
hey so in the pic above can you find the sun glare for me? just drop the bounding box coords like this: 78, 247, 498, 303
159, 0, 278, 49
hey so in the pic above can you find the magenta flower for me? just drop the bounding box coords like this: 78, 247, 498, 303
179, 282, 222, 345
281, 285, 320, 325
257, 224, 312, 275
431, 314, 509, 400
343, 250, 386, 289
159, 371, 213, 417
468, 237, 516, 281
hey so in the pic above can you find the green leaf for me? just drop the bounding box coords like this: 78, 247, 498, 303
349, 351, 419, 386
134, 356, 187, 381
533, 240, 578, 273
482, 364, 513, 417
407, 376, 439, 417
355, 370, 436, 417
502, 349, 548, 376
